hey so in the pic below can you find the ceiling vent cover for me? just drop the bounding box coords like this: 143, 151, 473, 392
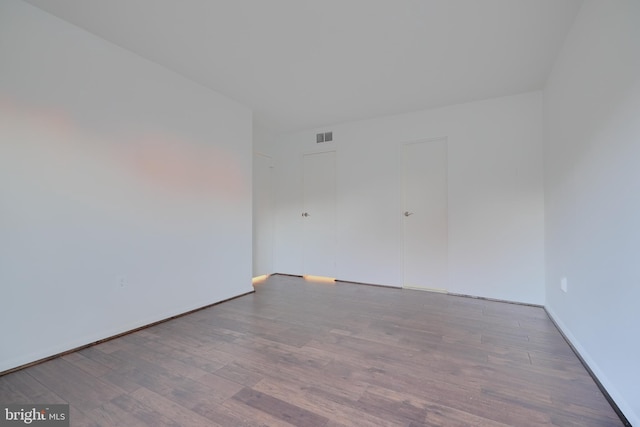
316, 131, 333, 143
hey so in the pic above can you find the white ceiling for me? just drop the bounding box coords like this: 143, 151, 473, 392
25, 0, 583, 133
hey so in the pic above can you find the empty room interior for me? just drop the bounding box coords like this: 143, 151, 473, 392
1, 0, 638, 426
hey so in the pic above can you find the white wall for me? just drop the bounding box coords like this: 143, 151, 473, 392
544, 1, 640, 424
270, 92, 545, 304
0, 0, 253, 373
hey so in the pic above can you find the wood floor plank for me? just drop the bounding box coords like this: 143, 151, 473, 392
128, 387, 224, 426
114, 337, 212, 380
61, 352, 112, 378
0, 274, 623, 426
252, 376, 402, 427
232, 387, 329, 426
193, 372, 244, 403
26, 358, 125, 411
221, 396, 298, 427
189, 398, 264, 427
84, 401, 151, 427
213, 362, 264, 387
109, 393, 183, 427
0, 373, 34, 404
0, 369, 67, 404
355, 389, 427, 424
365, 384, 510, 427
68, 405, 102, 427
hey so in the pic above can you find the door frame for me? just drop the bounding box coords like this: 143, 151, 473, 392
252, 151, 275, 277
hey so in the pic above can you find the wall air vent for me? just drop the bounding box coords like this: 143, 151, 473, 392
316, 131, 333, 143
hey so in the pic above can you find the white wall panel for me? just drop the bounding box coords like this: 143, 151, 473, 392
270, 92, 545, 304
0, 0, 253, 372
544, 1, 640, 423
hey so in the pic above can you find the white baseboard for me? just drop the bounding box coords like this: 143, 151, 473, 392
403, 285, 448, 293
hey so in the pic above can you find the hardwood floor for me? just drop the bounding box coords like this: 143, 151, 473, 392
0, 274, 623, 426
